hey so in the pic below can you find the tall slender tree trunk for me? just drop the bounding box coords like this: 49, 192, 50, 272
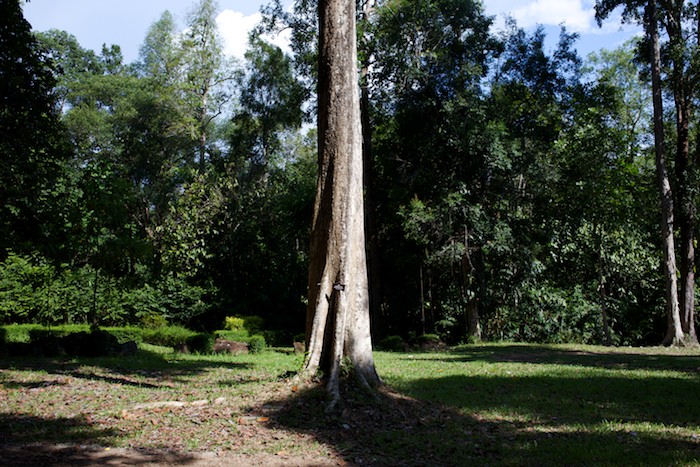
675, 101, 697, 344
360, 0, 384, 338
462, 226, 481, 341
303, 0, 380, 407
648, 0, 684, 346
595, 223, 612, 346
664, 0, 698, 345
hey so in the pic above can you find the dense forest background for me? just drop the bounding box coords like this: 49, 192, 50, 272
2, 0, 699, 347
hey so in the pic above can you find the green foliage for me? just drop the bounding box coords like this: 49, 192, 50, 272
186, 332, 214, 354
214, 329, 249, 341
223, 316, 245, 331
141, 326, 197, 347
3, 326, 129, 357
417, 334, 441, 345
247, 334, 266, 354
0, 251, 216, 328
378, 335, 406, 352
1, 324, 43, 344
242, 315, 265, 335
139, 314, 168, 329
0, 0, 680, 347
0, 0, 72, 253
102, 326, 144, 344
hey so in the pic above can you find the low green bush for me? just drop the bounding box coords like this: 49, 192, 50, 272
1, 324, 43, 343
378, 335, 406, 352
214, 329, 249, 341
142, 325, 197, 347
261, 329, 291, 347
418, 333, 441, 344
140, 314, 168, 329
243, 315, 264, 335
103, 326, 144, 344
223, 316, 245, 331
247, 334, 266, 354
186, 333, 214, 354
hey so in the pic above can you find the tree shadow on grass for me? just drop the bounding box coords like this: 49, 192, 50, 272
257, 347, 700, 466
434, 344, 700, 374
392, 372, 700, 465
0, 413, 200, 466
0, 348, 252, 389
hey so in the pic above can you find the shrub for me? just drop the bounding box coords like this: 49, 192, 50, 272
418, 333, 441, 344
378, 335, 406, 352
142, 325, 196, 347
1, 324, 43, 343
140, 314, 168, 329
224, 316, 245, 331
103, 326, 143, 344
417, 333, 444, 351
243, 315, 264, 335
215, 329, 249, 341
247, 334, 266, 354
186, 332, 214, 354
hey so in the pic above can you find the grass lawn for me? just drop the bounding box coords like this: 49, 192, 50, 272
1, 343, 699, 465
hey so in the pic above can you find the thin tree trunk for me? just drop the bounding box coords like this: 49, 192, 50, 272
303, 0, 380, 407
596, 224, 612, 346
462, 226, 481, 341
419, 262, 426, 335
360, 0, 384, 338
648, 0, 684, 346
662, 0, 697, 344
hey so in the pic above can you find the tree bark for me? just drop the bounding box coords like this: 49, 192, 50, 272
648, 0, 684, 346
596, 224, 612, 346
360, 0, 385, 338
303, 0, 380, 406
662, 0, 698, 345
462, 226, 481, 341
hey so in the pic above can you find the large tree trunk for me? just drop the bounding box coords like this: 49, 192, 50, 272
303, 0, 380, 406
648, 0, 684, 346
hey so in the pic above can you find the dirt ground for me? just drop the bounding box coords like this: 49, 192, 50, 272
0, 444, 345, 466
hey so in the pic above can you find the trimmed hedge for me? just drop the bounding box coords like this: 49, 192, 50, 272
186, 332, 214, 354
1, 324, 263, 356
214, 329, 250, 342
247, 334, 266, 354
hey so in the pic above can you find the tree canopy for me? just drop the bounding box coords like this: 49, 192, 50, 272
2, 0, 699, 348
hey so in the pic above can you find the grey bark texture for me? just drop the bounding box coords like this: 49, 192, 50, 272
647, 0, 684, 346
303, 0, 380, 406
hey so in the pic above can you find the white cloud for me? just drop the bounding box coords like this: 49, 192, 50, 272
216, 9, 292, 61
511, 0, 595, 33
217, 10, 260, 59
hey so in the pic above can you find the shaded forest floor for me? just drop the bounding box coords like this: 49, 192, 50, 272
1, 343, 699, 466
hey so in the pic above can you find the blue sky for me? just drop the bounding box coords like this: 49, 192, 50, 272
22, 0, 639, 64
